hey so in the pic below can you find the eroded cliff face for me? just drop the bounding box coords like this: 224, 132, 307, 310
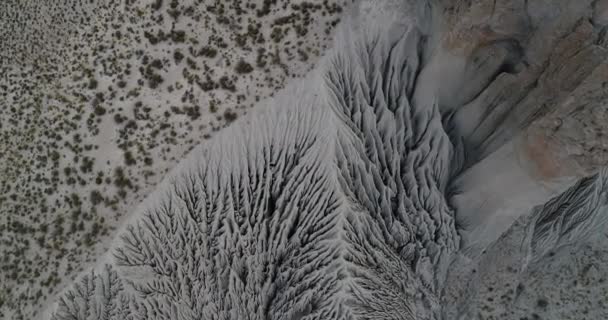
41, 1, 608, 319
436, 1, 608, 318
437, 0, 608, 160
408, 0, 608, 251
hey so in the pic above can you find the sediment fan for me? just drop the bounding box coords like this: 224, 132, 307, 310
47, 0, 608, 319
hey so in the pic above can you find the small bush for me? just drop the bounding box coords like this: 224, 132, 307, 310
171, 30, 186, 43
235, 59, 253, 74
173, 50, 184, 64
90, 190, 104, 206
88, 78, 98, 90
148, 73, 163, 89
223, 109, 238, 122
151, 0, 162, 11
199, 46, 218, 58
124, 151, 136, 166
219, 76, 236, 92
94, 106, 106, 116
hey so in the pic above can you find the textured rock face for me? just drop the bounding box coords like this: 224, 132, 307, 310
41, 0, 608, 319
439, 1, 608, 318
441, 0, 608, 161
524, 60, 608, 182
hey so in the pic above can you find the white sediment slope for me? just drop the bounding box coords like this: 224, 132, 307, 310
34, 0, 608, 319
